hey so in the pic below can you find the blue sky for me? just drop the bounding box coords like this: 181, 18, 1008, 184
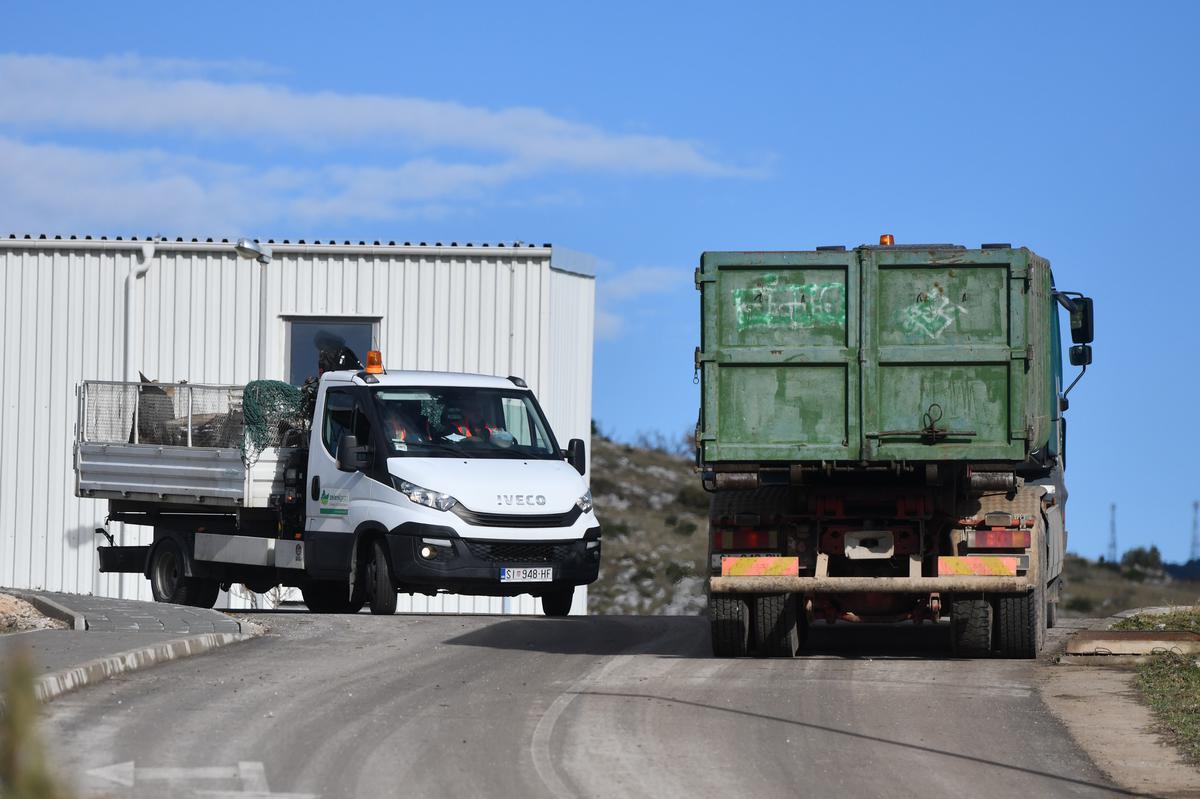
4, 2, 1199, 562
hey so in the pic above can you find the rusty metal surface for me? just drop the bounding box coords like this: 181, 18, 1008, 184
709, 575, 1031, 594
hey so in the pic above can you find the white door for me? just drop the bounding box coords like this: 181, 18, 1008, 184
306, 386, 371, 534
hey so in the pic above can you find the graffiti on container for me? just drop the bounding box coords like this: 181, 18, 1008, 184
733, 275, 846, 332
900, 284, 968, 339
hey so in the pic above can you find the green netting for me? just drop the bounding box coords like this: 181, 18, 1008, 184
241, 380, 312, 465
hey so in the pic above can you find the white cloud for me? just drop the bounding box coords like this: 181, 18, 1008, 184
594, 265, 688, 340
0, 137, 505, 234
0, 53, 753, 177
599, 266, 688, 302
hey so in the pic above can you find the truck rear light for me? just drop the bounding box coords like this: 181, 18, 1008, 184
714, 528, 777, 550
967, 529, 1031, 549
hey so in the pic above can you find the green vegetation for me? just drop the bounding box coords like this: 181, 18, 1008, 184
1113, 607, 1200, 635
1134, 650, 1200, 765
1, 652, 71, 799
1111, 608, 1200, 764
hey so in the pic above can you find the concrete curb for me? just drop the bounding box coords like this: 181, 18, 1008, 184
16, 592, 86, 631
31, 629, 261, 704
1056, 606, 1200, 663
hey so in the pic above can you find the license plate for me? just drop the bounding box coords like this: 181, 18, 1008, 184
500, 566, 554, 582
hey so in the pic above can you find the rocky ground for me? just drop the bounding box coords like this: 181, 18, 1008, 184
0, 592, 66, 634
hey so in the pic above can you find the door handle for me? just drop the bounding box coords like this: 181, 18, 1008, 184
311, 475, 321, 502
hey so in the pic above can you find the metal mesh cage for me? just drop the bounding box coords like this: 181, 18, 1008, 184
80, 381, 245, 447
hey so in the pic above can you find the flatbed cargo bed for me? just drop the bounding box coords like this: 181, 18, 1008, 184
75, 380, 295, 508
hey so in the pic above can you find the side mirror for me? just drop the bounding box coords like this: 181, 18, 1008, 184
336, 433, 366, 472
566, 438, 586, 476
1069, 297, 1094, 344
1068, 344, 1092, 367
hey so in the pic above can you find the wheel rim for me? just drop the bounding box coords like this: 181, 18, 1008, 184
366, 550, 378, 600
154, 549, 179, 598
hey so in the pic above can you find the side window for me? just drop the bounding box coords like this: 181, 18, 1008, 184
322, 390, 356, 456
501, 397, 533, 446
500, 397, 550, 449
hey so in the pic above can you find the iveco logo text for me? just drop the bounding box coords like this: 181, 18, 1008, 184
497, 494, 547, 506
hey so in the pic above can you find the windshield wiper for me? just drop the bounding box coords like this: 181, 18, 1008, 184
399, 441, 463, 456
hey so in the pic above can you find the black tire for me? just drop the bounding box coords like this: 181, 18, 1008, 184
792, 596, 810, 654
541, 588, 573, 617
188, 579, 220, 610
367, 539, 398, 616
302, 582, 363, 614
1046, 595, 1058, 629
949, 598, 993, 657
752, 593, 798, 658
709, 593, 750, 658
149, 540, 219, 608
994, 584, 1045, 659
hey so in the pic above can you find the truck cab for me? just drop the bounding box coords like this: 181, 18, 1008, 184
304, 368, 601, 615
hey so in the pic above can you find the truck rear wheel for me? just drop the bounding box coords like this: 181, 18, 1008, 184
752, 594, 798, 658
541, 589, 573, 617
994, 585, 1044, 659
949, 598, 992, 657
149, 540, 219, 609
709, 593, 750, 658
367, 539, 398, 616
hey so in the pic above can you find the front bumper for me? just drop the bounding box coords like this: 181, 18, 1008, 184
384, 522, 602, 596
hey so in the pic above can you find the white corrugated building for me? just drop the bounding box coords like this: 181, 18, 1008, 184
0, 234, 595, 614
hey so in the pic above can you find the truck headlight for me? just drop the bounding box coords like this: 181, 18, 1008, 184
576, 489, 593, 514
393, 477, 458, 512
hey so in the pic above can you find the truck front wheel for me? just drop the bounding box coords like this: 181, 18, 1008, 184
541, 589, 573, 617
149, 540, 219, 609
709, 593, 750, 658
366, 539, 398, 615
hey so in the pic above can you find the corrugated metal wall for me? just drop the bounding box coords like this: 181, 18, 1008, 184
0, 238, 594, 614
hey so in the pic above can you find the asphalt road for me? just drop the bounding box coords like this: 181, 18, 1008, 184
41, 614, 1126, 799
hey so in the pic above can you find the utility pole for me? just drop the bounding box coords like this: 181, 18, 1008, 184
1190, 501, 1199, 564
1107, 503, 1118, 564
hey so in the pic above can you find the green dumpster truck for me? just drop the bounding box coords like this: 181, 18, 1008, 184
696, 238, 1095, 658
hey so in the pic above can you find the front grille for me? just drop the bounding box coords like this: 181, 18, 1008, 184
450, 504, 582, 528
464, 540, 576, 563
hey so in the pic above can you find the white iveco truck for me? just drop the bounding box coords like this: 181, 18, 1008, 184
75, 355, 601, 616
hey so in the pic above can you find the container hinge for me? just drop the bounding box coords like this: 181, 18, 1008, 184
1010, 346, 1031, 361
695, 268, 718, 288
1011, 426, 1033, 441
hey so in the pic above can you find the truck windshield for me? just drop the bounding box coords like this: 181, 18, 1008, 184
371, 387, 559, 459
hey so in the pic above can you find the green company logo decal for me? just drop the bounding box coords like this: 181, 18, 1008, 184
733, 275, 846, 332
318, 488, 349, 516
